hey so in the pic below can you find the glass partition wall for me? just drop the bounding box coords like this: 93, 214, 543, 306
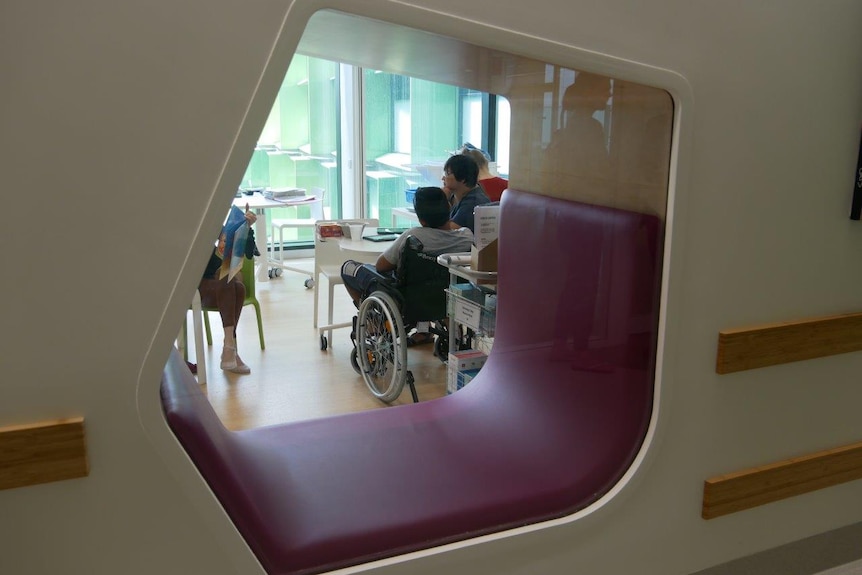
196, 9, 673, 426
237, 30, 672, 256
240, 56, 341, 247
239, 54, 511, 250
363, 72, 509, 227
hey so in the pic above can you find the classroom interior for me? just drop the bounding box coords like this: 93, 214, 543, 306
183, 255, 452, 430
180, 9, 672, 430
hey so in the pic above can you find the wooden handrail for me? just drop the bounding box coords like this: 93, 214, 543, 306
716, 312, 862, 374
0, 417, 88, 491
703, 440, 862, 519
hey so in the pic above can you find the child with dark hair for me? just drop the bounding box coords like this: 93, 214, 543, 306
442, 154, 491, 232
341, 186, 473, 313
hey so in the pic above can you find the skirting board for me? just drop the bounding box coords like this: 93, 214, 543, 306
0, 417, 88, 491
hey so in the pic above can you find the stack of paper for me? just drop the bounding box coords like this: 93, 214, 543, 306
263, 187, 305, 200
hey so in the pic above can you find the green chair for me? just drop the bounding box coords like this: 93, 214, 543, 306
203, 256, 265, 350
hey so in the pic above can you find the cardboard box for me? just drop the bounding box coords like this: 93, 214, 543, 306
471, 205, 500, 272
446, 349, 488, 394
456, 368, 482, 391
448, 283, 484, 305
318, 223, 343, 238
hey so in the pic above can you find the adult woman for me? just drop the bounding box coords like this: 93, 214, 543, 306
460, 143, 508, 202
198, 206, 258, 374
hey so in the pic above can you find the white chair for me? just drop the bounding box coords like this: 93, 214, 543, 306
178, 290, 207, 384
315, 218, 378, 350
269, 187, 325, 286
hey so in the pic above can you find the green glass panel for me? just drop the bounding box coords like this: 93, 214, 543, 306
267, 151, 298, 188
364, 71, 395, 161
410, 78, 458, 164
309, 59, 337, 156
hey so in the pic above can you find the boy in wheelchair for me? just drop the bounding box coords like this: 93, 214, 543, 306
341, 187, 474, 401
341, 186, 473, 335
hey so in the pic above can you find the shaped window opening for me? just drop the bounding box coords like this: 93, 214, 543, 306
162, 9, 673, 575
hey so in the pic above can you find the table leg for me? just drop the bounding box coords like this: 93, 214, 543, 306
191, 290, 207, 384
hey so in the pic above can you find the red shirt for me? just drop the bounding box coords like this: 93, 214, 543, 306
479, 177, 508, 202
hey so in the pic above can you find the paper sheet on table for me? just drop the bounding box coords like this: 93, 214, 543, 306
272, 195, 316, 204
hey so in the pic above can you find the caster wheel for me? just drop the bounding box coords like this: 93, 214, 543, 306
274, 268, 282, 277
320, 334, 328, 351
268, 269, 275, 279
434, 336, 448, 362
304, 278, 315, 289
350, 348, 361, 374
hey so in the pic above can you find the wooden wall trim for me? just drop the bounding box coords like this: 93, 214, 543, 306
0, 417, 88, 491
702, 440, 862, 519
716, 312, 862, 374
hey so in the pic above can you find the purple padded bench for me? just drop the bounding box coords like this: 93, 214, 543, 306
161, 189, 663, 575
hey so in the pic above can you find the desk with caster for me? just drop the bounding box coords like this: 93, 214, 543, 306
313, 221, 382, 351
233, 191, 319, 287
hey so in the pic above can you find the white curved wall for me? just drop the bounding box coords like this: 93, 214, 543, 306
2, 1, 861, 574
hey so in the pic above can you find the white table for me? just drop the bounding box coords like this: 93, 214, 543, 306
337, 228, 395, 262
233, 191, 315, 282
317, 229, 400, 343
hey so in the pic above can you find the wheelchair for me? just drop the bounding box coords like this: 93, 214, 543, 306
348, 236, 457, 403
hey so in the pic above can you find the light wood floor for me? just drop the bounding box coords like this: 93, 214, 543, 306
182, 258, 448, 431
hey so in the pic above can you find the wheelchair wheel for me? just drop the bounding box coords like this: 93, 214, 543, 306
356, 290, 408, 402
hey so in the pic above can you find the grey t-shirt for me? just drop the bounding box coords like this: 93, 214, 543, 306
380, 226, 474, 267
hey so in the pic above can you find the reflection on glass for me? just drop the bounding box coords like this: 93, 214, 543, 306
539, 69, 673, 216
238, 41, 673, 253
